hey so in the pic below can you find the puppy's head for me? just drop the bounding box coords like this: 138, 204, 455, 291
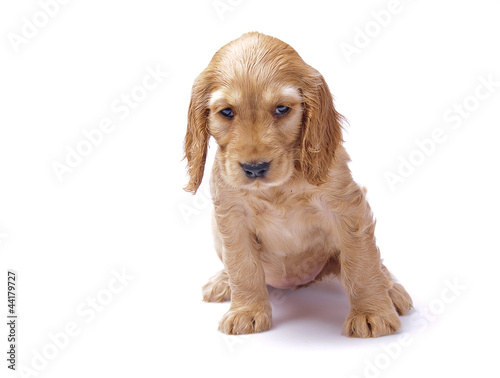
184, 32, 343, 193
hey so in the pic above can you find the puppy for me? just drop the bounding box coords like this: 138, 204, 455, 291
184, 32, 412, 337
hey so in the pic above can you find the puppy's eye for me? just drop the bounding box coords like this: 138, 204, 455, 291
219, 108, 234, 119
275, 105, 290, 116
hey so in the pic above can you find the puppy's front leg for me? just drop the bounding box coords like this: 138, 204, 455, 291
337, 198, 401, 337
340, 232, 401, 337
215, 211, 271, 335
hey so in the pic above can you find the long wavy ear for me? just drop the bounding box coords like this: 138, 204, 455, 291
183, 72, 211, 193
299, 69, 344, 186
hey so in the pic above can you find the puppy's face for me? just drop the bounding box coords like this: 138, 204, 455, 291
184, 33, 343, 194
208, 81, 303, 189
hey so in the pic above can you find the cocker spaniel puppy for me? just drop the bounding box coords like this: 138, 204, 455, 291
184, 32, 412, 337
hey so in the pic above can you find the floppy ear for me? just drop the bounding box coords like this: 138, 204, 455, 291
299, 69, 344, 186
183, 73, 211, 193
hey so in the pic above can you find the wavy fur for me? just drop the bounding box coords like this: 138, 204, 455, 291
184, 32, 412, 336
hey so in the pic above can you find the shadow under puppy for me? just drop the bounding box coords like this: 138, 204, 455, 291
184, 32, 412, 337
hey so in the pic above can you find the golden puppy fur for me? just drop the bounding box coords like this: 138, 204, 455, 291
184, 32, 412, 337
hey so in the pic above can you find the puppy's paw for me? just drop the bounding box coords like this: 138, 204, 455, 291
389, 283, 413, 316
219, 306, 272, 335
343, 309, 401, 338
202, 270, 231, 303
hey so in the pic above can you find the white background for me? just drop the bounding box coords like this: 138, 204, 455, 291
1, 0, 499, 377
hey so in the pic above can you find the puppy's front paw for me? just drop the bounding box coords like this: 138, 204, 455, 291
343, 309, 401, 338
219, 306, 272, 335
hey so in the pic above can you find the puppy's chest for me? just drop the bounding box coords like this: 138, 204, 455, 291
251, 195, 334, 256
250, 195, 337, 289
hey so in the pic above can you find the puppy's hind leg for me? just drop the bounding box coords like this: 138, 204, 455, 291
381, 264, 413, 316
203, 269, 231, 302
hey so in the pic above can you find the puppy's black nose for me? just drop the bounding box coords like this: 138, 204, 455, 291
240, 162, 270, 178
